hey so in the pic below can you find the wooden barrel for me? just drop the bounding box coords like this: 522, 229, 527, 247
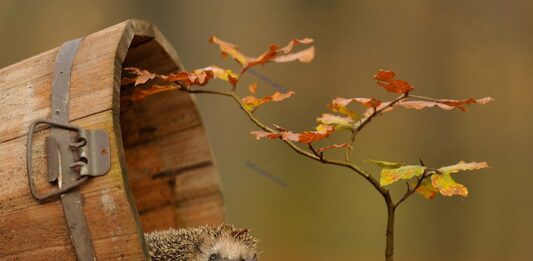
0, 19, 225, 260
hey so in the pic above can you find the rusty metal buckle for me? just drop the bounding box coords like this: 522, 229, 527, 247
26, 119, 110, 201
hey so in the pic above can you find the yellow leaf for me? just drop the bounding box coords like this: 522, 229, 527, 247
431, 173, 468, 197
415, 178, 439, 199
316, 113, 354, 131
380, 165, 426, 186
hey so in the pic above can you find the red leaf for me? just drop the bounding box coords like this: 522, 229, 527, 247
374, 70, 396, 81
374, 69, 414, 94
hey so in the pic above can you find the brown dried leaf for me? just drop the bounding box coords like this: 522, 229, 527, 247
241, 83, 295, 112
210, 36, 315, 73
123, 67, 156, 86
130, 84, 178, 102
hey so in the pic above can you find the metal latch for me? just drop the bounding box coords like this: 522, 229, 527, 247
26, 119, 111, 201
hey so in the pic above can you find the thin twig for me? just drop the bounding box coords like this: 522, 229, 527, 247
351, 94, 409, 145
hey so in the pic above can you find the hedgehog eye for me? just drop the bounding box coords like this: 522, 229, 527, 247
208, 254, 217, 261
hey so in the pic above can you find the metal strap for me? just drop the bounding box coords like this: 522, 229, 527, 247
51, 38, 96, 260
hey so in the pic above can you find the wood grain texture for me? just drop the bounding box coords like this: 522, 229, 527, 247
0, 19, 225, 260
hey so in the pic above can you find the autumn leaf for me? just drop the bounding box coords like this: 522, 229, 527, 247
210, 36, 315, 73
415, 178, 439, 199
130, 85, 178, 102
431, 173, 468, 197
438, 161, 489, 173
374, 69, 414, 94
159, 69, 214, 86
281, 125, 334, 144
438, 97, 494, 112
328, 98, 359, 120
351, 98, 383, 108
251, 125, 334, 144
316, 113, 354, 131
380, 165, 426, 186
195, 66, 239, 86
241, 83, 295, 112
365, 159, 404, 169
123, 67, 156, 86
317, 144, 351, 153
328, 97, 383, 121
397, 97, 493, 112
272, 46, 315, 63
250, 130, 281, 140
209, 36, 249, 65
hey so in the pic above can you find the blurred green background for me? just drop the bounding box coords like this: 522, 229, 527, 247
1, 1, 532, 260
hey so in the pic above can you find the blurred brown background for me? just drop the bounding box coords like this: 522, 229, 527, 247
1, 0, 532, 260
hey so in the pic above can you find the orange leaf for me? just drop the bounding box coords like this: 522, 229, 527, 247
397, 97, 493, 112
284, 128, 334, 143
248, 82, 258, 94
351, 98, 382, 108
196, 66, 239, 86
271, 46, 315, 63
252, 125, 334, 144
123, 67, 156, 86
374, 70, 396, 81
241, 84, 295, 112
161, 70, 215, 86
415, 178, 439, 199
250, 130, 281, 140
437, 97, 494, 112
374, 69, 414, 94
210, 36, 315, 73
130, 85, 178, 102
209, 36, 249, 65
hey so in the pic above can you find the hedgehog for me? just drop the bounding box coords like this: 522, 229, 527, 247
144, 224, 258, 261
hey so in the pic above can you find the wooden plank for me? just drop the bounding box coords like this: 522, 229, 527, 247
120, 90, 201, 147
139, 205, 177, 233
123, 125, 214, 182
175, 193, 225, 228
130, 164, 220, 213
0, 111, 145, 260
174, 165, 221, 202
130, 176, 176, 213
